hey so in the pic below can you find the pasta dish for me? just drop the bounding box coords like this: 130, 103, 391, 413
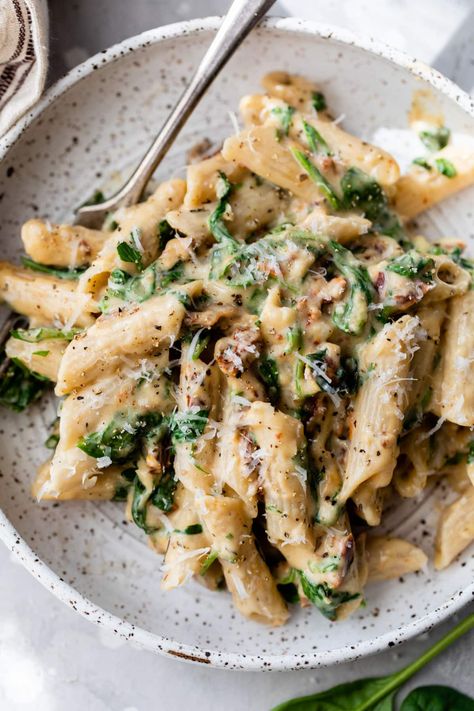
1, 72, 473, 626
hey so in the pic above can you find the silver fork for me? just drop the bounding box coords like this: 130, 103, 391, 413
76, 0, 275, 228
0, 0, 275, 368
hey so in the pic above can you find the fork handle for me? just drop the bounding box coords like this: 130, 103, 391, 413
77, 0, 275, 225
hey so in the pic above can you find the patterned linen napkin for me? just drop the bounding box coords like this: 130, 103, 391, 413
0, 0, 48, 136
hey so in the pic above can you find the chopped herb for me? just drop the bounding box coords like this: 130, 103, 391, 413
291, 148, 342, 211
117, 239, 144, 271
302, 120, 332, 156
11, 326, 80, 342
386, 250, 435, 282
21, 257, 86, 280
200, 550, 219, 575
257, 357, 280, 405
435, 157, 457, 178
272, 105, 295, 139
299, 573, 359, 620
32, 350, 49, 357
311, 91, 327, 112
412, 157, 432, 170
419, 126, 450, 152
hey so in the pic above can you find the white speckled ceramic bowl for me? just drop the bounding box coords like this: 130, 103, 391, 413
0, 18, 473, 671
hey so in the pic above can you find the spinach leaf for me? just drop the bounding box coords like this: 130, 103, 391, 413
79, 189, 106, 207
303, 350, 359, 398
412, 157, 432, 171
327, 240, 374, 335
21, 256, 86, 280
78, 412, 161, 462
175, 523, 203, 535
340, 167, 405, 242
150, 467, 178, 512
468, 441, 474, 465
400, 686, 474, 710
208, 173, 240, 276
101, 262, 184, 311
208, 172, 239, 246
272, 612, 474, 711
158, 218, 175, 249
291, 148, 342, 211
168, 409, 209, 445
299, 573, 359, 620
278, 582, 300, 604
45, 433, 59, 449
311, 91, 327, 112
419, 126, 450, 152
200, 550, 219, 575
0, 357, 50, 411
257, 357, 280, 405
386, 251, 434, 282
302, 120, 332, 156
434, 158, 457, 178
131, 477, 157, 533
11, 326, 80, 342
117, 239, 144, 271
272, 105, 295, 138
286, 325, 303, 353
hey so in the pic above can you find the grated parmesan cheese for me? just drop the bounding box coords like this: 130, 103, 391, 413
229, 571, 249, 599
96, 456, 112, 469
160, 546, 210, 572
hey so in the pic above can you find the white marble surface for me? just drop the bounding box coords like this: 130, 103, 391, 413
1, 1, 474, 709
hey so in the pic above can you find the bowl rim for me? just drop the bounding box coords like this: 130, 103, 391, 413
1, 15, 473, 671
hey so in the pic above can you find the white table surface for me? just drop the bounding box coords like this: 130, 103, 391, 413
1, 1, 473, 709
